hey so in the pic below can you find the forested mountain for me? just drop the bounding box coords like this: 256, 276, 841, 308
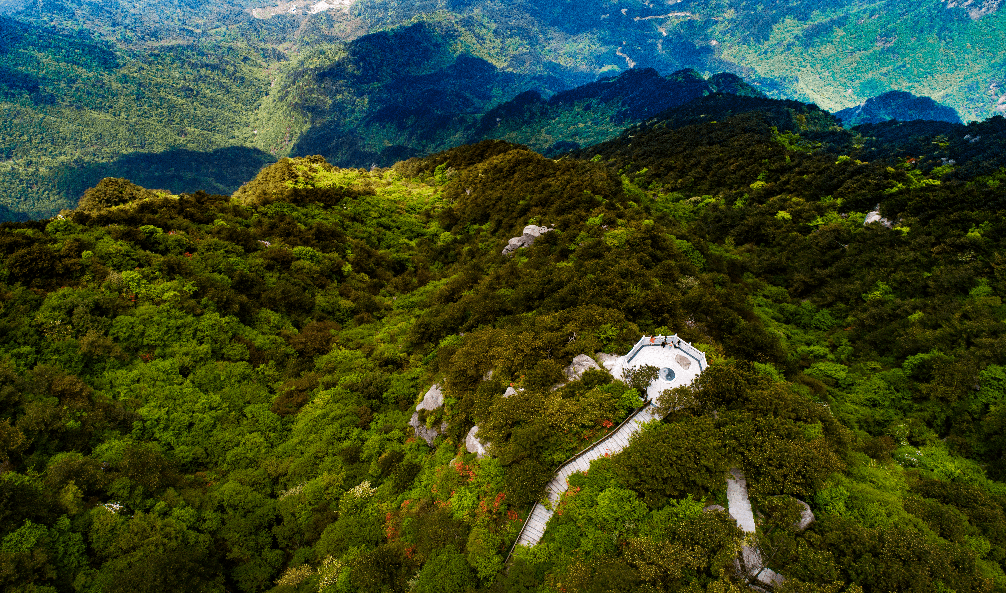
0, 15, 282, 220
0, 12, 763, 220
5, 92, 1006, 592
468, 68, 764, 157
835, 91, 963, 127
3, 0, 1006, 219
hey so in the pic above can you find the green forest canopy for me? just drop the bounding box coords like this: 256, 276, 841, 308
3, 104, 1006, 593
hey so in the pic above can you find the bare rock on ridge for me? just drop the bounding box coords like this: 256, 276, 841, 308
564, 354, 601, 382
465, 425, 488, 458
416, 384, 443, 411
794, 498, 815, 531
409, 384, 446, 445
595, 352, 620, 373
502, 225, 551, 255
864, 209, 894, 228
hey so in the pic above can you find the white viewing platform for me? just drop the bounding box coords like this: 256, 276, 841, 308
510, 335, 706, 553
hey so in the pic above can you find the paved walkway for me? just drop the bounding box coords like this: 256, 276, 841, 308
727, 468, 783, 588
512, 337, 704, 550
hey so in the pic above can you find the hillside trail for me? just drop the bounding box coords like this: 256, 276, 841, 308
509, 335, 706, 552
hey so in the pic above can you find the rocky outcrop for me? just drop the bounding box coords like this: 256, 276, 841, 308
945, 0, 1002, 20
465, 425, 488, 458
416, 384, 443, 411
674, 353, 692, 370
502, 225, 551, 256
793, 498, 815, 531
564, 354, 601, 382
864, 208, 894, 228
410, 418, 446, 446
409, 384, 446, 445
595, 352, 620, 374
552, 354, 603, 390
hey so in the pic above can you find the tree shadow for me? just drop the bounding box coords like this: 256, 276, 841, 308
49, 145, 276, 207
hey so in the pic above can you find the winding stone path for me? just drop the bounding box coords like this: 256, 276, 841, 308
511, 336, 705, 550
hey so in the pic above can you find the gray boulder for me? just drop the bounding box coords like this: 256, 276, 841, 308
502, 225, 551, 256
864, 209, 893, 228
409, 416, 447, 446
794, 498, 815, 531
410, 384, 446, 445
416, 384, 443, 411
465, 425, 488, 458
595, 352, 621, 373
564, 354, 601, 382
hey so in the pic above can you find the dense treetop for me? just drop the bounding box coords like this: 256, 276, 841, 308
3, 99, 1006, 593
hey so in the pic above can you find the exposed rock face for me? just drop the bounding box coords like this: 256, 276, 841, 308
502, 225, 551, 255
864, 209, 894, 228
794, 498, 815, 531
409, 384, 446, 445
416, 384, 443, 411
674, 353, 692, 370
409, 414, 446, 446
465, 425, 488, 458
564, 354, 601, 382
727, 468, 784, 588
944, 0, 1002, 20
552, 354, 603, 390
503, 386, 517, 398
595, 352, 620, 373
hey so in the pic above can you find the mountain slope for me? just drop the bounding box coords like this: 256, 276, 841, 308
5, 0, 1006, 220
4, 106, 1006, 591
286, 23, 566, 167
0, 16, 281, 219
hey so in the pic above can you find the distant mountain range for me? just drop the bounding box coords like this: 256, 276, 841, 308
6, 0, 1006, 121
289, 31, 769, 167
468, 68, 765, 157
3, 0, 1006, 219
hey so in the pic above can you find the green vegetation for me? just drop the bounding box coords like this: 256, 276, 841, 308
5, 86, 1006, 593
0, 16, 284, 219
698, 0, 1006, 123
469, 68, 765, 157
9, 0, 1005, 222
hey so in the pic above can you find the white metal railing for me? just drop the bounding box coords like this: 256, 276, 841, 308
625, 335, 707, 370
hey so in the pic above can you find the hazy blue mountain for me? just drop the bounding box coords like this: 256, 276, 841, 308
344, 0, 1006, 123
835, 91, 964, 127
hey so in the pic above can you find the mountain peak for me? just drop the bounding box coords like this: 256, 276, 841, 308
835, 91, 963, 127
